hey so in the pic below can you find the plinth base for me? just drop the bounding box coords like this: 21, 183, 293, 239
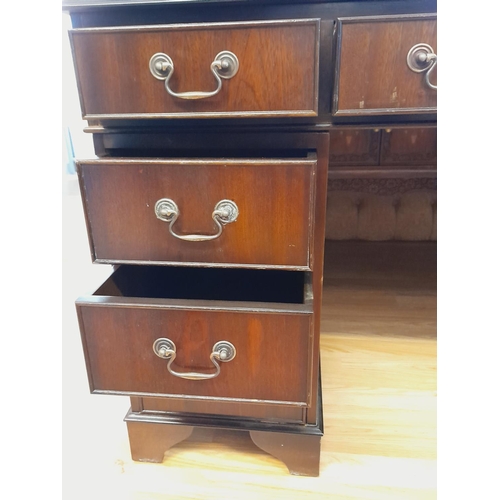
124, 379, 323, 476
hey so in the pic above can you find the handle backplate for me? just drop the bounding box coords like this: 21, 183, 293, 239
154, 198, 238, 242
407, 43, 437, 90
149, 51, 239, 100
153, 338, 236, 381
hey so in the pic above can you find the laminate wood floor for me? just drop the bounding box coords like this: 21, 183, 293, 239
63, 190, 436, 499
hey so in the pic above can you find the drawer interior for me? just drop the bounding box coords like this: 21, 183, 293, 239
95, 265, 309, 304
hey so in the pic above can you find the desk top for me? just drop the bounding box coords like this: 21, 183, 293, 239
63, 0, 386, 9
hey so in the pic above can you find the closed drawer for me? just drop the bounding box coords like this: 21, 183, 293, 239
69, 19, 320, 120
76, 266, 313, 408
77, 157, 316, 269
334, 14, 437, 116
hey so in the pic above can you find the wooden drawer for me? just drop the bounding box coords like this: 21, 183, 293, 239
76, 266, 313, 408
334, 14, 437, 116
69, 19, 320, 120
77, 157, 316, 269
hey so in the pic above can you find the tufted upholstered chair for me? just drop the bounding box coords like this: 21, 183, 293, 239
326, 178, 437, 241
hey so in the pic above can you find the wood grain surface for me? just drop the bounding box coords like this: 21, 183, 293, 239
329, 126, 437, 169
77, 158, 315, 268
336, 16, 437, 115
78, 302, 312, 404
70, 20, 319, 118
139, 397, 305, 422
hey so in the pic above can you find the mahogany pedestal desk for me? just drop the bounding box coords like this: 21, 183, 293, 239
64, 0, 437, 476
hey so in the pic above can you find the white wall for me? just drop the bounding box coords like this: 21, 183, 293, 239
62, 12, 95, 194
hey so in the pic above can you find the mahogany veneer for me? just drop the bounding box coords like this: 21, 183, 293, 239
70, 19, 320, 119
335, 14, 437, 115
77, 157, 316, 268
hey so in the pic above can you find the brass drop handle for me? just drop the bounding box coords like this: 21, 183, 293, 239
154, 198, 238, 242
149, 51, 239, 100
153, 338, 236, 381
407, 43, 437, 90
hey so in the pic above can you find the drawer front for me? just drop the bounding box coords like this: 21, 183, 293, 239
334, 15, 437, 116
70, 19, 320, 119
77, 158, 316, 269
138, 398, 305, 423
77, 300, 313, 406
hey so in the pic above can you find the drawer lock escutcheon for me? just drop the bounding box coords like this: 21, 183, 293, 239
406, 43, 437, 90
154, 198, 238, 242
149, 51, 239, 100
153, 338, 236, 381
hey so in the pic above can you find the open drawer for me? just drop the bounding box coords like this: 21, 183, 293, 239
76, 265, 314, 408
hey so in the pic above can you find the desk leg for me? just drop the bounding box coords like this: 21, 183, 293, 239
249, 430, 321, 476
126, 421, 194, 463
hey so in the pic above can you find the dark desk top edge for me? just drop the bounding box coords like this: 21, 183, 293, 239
63, 0, 395, 9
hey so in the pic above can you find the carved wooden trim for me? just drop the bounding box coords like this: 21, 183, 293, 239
328, 177, 437, 195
